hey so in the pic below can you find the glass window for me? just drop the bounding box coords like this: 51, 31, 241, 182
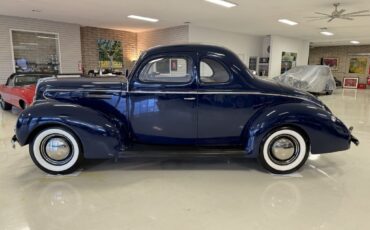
11, 30, 60, 73
139, 57, 192, 83
7, 77, 15, 87
200, 58, 230, 83
14, 74, 52, 86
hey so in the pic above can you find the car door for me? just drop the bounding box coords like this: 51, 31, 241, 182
129, 53, 198, 145
196, 53, 254, 146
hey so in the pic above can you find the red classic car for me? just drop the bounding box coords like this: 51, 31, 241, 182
0, 73, 52, 110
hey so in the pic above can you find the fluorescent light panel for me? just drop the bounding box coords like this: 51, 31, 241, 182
350, 40, 360, 44
205, 0, 237, 8
278, 19, 298, 26
128, 15, 158, 22
320, 31, 334, 36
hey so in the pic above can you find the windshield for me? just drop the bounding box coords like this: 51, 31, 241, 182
14, 75, 52, 86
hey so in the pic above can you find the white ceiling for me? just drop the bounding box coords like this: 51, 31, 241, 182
1, 0, 370, 46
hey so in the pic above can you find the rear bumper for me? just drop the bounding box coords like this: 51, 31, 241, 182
351, 135, 359, 146
349, 127, 359, 146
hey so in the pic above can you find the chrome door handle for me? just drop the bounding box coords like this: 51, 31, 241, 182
183, 97, 196, 101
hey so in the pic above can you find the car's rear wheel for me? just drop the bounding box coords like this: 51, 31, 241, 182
0, 95, 12, 110
258, 128, 309, 174
29, 127, 83, 174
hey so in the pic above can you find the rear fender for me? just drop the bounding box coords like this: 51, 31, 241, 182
242, 102, 351, 157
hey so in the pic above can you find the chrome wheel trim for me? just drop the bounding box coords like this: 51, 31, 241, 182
33, 128, 80, 172
263, 130, 307, 172
268, 135, 300, 166
40, 135, 74, 166
45, 138, 71, 160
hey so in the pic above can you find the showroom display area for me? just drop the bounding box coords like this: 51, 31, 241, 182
1, 0, 370, 229
310, 45, 370, 85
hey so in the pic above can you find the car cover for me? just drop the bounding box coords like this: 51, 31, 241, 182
273, 65, 336, 93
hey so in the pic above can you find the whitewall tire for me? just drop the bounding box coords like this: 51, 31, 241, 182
259, 128, 309, 174
30, 127, 83, 174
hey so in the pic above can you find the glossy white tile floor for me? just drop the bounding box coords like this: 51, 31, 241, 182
1, 89, 370, 230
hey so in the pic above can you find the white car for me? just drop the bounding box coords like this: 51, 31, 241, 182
273, 65, 336, 95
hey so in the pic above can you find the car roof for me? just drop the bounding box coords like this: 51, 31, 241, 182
142, 44, 237, 59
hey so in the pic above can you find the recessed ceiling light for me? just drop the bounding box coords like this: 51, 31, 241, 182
350, 40, 360, 44
278, 19, 298, 26
205, 0, 237, 8
127, 15, 159, 23
320, 31, 334, 36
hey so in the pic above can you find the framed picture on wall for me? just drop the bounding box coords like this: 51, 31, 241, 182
97, 39, 123, 69
349, 57, 368, 74
343, 77, 359, 89
322, 58, 339, 71
281, 52, 297, 74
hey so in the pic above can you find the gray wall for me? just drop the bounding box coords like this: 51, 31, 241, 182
137, 25, 189, 55
0, 15, 82, 83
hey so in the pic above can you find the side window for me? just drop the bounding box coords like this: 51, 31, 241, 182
139, 57, 192, 83
200, 58, 230, 83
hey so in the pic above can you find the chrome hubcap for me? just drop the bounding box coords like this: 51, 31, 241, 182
45, 138, 71, 161
271, 138, 295, 161
40, 135, 73, 165
268, 135, 300, 165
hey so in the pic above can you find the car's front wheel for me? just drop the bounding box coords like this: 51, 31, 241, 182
30, 127, 83, 174
0, 95, 12, 110
259, 128, 309, 174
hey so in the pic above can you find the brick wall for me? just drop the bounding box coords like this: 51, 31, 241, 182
0, 15, 81, 83
137, 25, 189, 55
80, 27, 137, 73
309, 45, 370, 84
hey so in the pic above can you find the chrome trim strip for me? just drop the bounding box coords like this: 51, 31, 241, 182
45, 89, 122, 93
41, 89, 321, 107
130, 90, 304, 99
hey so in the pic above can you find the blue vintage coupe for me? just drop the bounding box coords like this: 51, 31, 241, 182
12, 44, 358, 174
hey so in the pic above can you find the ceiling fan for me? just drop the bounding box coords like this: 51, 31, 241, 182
307, 3, 370, 22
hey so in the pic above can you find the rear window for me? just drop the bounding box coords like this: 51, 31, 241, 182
200, 58, 230, 83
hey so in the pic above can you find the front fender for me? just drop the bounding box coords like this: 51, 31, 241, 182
16, 101, 130, 159
243, 102, 351, 157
